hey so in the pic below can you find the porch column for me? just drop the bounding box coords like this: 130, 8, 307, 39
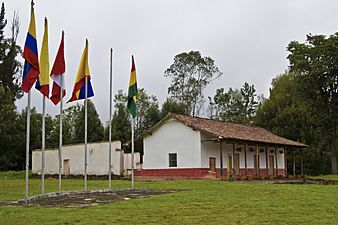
275, 147, 278, 177
284, 148, 288, 177
293, 150, 296, 176
220, 140, 224, 177
232, 143, 235, 177
244, 143, 247, 176
265, 146, 269, 176
255, 144, 259, 177
300, 148, 304, 176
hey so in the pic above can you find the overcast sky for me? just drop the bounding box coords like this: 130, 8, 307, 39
5, 0, 338, 123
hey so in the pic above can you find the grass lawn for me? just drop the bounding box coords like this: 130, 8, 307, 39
309, 175, 338, 180
0, 171, 338, 225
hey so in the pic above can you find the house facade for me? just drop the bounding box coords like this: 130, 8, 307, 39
136, 114, 307, 179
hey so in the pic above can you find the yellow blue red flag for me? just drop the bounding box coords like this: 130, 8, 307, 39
22, 1, 39, 93
67, 40, 94, 103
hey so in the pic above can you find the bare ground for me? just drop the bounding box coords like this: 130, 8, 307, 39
0, 189, 175, 208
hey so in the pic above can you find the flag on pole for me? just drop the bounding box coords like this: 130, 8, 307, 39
127, 55, 137, 118
67, 40, 94, 103
35, 17, 49, 97
22, 1, 39, 93
50, 32, 66, 105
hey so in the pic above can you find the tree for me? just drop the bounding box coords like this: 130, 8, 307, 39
210, 82, 258, 124
108, 90, 131, 144
49, 105, 81, 147
164, 51, 222, 116
0, 3, 22, 101
161, 98, 188, 118
287, 33, 338, 174
135, 88, 161, 135
0, 3, 24, 170
0, 84, 24, 170
74, 100, 104, 143
254, 72, 329, 175
106, 89, 161, 143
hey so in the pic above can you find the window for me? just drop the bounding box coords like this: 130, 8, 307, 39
169, 153, 177, 167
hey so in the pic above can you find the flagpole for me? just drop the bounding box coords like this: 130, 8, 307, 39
108, 48, 113, 189
41, 95, 46, 194
58, 74, 63, 192
131, 117, 135, 190
84, 72, 88, 191
25, 91, 31, 200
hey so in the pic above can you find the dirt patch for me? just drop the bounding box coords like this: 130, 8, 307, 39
0, 189, 175, 208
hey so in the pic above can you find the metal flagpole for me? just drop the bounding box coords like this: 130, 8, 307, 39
108, 48, 113, 189
58, 75, 63, 192
131, 117, 135, 190
84, 74, 88, 191
25, 91, 31, 200
41, 95, 46, 194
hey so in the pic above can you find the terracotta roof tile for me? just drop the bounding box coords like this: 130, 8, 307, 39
170, 113, 307, 148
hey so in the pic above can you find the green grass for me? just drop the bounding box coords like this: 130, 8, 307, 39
0, 173, 338, 225
309, 175, 338, 180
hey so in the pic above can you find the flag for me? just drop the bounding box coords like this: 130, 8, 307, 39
127, 55, 137, 118
35, 18, 49, 97
67, 40, 94, 103
50, 32, 66, 105
22, 2, 39, 93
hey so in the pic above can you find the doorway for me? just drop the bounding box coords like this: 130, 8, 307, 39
209, 157, 216, 171
63, 159, 70, 176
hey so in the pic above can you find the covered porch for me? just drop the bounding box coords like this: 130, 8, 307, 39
202, 136, 306, 179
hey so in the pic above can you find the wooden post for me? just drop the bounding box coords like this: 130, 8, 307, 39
284, 148, 288, 177
232, 143, 235, 177
265, 146, 269, 176
244, 143, 247, 176
220, 140, 223, 177
293, 150, 296, 176
255, 144, 259, 177
275, 147, 278, 177
300, 148, 304, 176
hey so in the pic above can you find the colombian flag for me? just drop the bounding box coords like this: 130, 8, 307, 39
67, 40, 94, 103
35, 18, 49, 97
22, 2, 39, 93
127, 55, 137, 118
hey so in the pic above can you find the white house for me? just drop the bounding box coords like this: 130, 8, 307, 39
32, 141, 124, 176
136, 113, 307, 179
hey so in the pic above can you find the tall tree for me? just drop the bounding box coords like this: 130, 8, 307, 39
165, 51, 222, 116
107, 89, 161, 143
0, 4, 22, 101
0, 3, 23, 170
255, 72, 329, 175
135, 88, 161, 135
211, 82, 258, 124
74, 100, 104, 143
287, 33, 338, 174
161, 98, 188, 118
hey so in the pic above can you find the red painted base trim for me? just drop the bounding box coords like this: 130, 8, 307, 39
135, 168, 285, 179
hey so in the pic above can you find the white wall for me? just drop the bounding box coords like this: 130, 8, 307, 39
32, 141, 123, 176
143, 119, 201, 169
124, 152, 141, 176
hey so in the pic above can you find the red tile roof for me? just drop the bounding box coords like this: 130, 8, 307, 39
148, 113, 307, 148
